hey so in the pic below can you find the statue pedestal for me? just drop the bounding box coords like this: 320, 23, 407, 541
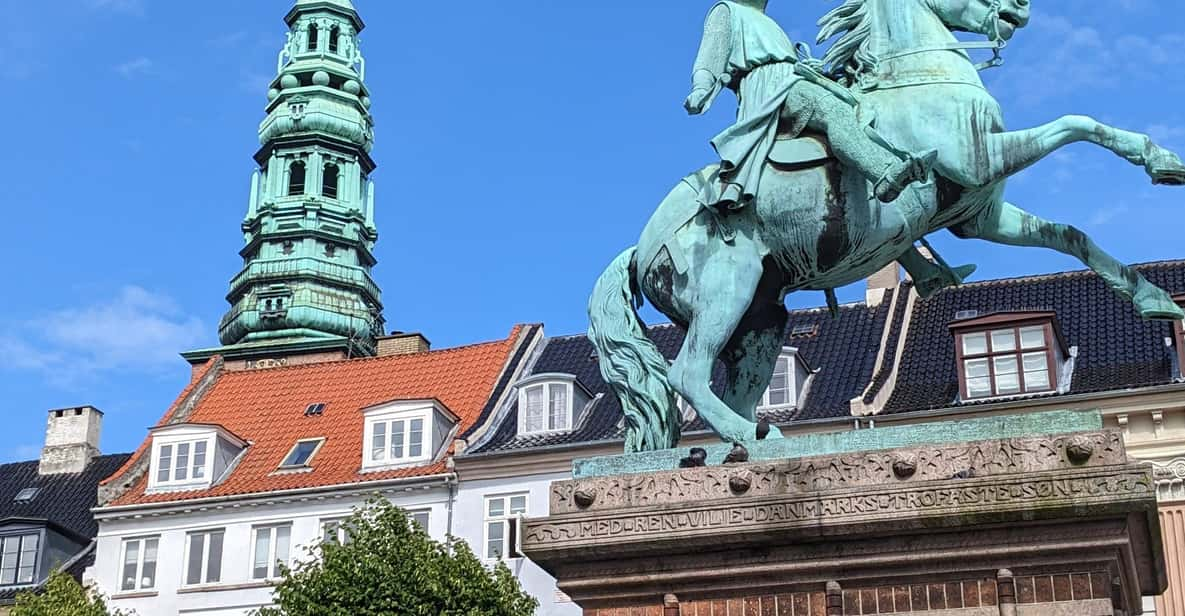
522, 415, 1166, 615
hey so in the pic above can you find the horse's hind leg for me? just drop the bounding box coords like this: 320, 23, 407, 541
668, 244, 784, 444
952, 116, 1185, 187
719, 267, 789, 423
955, 200, 1184, 320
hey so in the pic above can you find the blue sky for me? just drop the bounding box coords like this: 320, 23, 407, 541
0, 0, 1182, 461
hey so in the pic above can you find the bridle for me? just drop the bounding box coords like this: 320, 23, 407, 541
858, 0, 1009, 91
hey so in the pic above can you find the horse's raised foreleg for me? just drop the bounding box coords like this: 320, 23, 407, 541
954, 200, 1184, 320
955, 116, 1185, 187
719, 272, 789, 423
668, 243, 784, 443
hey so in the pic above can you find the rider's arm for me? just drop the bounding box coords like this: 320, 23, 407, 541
685, 4, 731, 115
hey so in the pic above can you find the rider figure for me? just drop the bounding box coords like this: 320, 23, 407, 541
687, 0, 975, 296
686, 0, 938, 210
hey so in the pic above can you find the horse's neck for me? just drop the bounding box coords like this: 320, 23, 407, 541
866, 0, 985, 87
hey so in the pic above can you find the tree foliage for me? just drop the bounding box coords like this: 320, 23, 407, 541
255, 497, 538, 616
11, 571, 128, 616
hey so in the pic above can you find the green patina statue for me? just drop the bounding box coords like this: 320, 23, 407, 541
589, 0, 1185, 453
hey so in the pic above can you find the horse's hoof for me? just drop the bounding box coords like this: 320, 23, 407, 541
1134, 280, 1184, 321
1146, 145, 1185, 186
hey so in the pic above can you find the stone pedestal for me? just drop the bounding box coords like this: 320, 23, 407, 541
523, 421, 1166, 615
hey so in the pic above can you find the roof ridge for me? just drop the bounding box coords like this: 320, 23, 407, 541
218, 327, 525, 377
948, 258, 1185, 289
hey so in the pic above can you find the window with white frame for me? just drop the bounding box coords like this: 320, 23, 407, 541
321, 518, 350, 545
119, 536, 158, 592
957, 324, 1055, 399
759, 353, 799, 409
484, 494, 526, 560
184, 529, 224, 586
154, 439, 209, 486
0, 533, 38, 586
251, 524, 292, 580
520, 382, 571, 434
364, 409, 430, 468
408, 509, 429, 531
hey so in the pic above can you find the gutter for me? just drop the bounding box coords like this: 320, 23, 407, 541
456, 380, 1185, 463
93, 472, 457, 520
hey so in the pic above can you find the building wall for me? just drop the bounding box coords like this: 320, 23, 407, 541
92, 487, 451, 616
453, 472, 580, 616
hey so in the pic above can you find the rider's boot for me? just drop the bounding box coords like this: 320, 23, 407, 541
874, 149, 939, 203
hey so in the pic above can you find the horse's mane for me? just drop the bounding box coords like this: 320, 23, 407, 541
816, 0, 875, 86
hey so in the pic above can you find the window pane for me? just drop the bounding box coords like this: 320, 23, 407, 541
409, 419, 424, 458
993, 356, 1020, 394
186, 534, 204, 585
175, 443, 190, 482
1024, 352, 1051, 391
966, 377, 992, 399
275, 526, 291, 571
486, 521, 504, 559
525, 386, 545, 432
1020, 326, 1046, 349
0, 538, 17, 585
121, 541, 140, 591
17, 535, 36, 583
192, 441, 207, 479
487, 498, 504, 518
510, 495, 527, 514
253, 530, 271, 580
410, 511, 429, 530
391, 420, 405, 459
962, 333, 987, 356
206, 531, 224, 583
990, 329, 1016, 353
142, 538, 158, 589
548, 386, 569, 430
157, 445, 172, 483
964, 358, 989, 378
372, 422, 386, 461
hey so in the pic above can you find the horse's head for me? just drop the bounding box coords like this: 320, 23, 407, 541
929, 0, 1030, 41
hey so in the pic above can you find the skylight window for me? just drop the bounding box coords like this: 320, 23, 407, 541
280, 438, 324, 468
13, 488, 38, 503
304, 403, 326, 417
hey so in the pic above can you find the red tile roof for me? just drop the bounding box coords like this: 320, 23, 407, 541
104, 326, 527, 507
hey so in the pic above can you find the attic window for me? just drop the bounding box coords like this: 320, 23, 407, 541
951, 312, 1063, 401
280, 438, 324, 469
520, 382, 572, 434
790, 324, 818, 338
304, 403, 326, 416
757, 348, 809, 410
13, 488, 38, 503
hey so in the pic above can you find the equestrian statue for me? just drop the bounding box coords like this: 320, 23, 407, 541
588, 0, 1185, 453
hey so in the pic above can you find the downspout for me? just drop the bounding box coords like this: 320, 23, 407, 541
445, 474, 457, 540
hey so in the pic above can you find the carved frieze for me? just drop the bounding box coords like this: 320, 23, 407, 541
550, 430, 1126, 515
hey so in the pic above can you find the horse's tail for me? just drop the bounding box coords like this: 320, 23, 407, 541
587, 247, 681, 452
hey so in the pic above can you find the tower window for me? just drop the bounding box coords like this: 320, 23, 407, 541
322, 163, 340, 199
288, 161, 306, 196
308, 23, 319, 51
329, 26, 341, 54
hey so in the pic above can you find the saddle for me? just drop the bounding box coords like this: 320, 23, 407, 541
768, 132, 834, 168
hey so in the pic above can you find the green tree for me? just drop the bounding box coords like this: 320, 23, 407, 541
255, 497, 538, 616
11, 571, 129, 616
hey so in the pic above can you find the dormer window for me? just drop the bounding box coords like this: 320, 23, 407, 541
757, 348, 810, 410
361, 400, 457, 471
951, 312, 1066, 401
515, 374, 591, 435
148, 424, 247, 493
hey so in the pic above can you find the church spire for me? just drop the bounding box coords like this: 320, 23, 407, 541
187, 0, 385, 369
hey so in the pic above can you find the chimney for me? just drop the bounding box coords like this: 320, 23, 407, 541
40, 406, 102, 475
866, 262, 901, 307
376, 332, 431, 356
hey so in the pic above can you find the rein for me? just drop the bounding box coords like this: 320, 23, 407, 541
858, 0, 1007, 92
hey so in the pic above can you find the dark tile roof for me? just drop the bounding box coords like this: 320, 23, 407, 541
470, 298, 894, 454
882, 261, 1185, 413
0, 454, 129, 604
0, 454, 131, 540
